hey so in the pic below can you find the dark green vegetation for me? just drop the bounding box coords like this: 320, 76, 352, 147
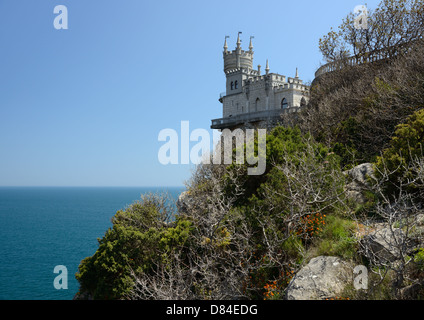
76, 0, 424, 300
75, 108, 423, 299
75, 127, 350, 299
75, 194, 192, 299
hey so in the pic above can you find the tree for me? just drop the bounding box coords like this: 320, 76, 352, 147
357, 155, 424, 299
75, 193, 189, 300
319, 0, 424, 63
303, 13, 424, 168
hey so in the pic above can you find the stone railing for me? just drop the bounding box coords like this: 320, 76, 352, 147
314, 49, 391, 79
314, 41, 418, 79
211, 108, 299, 130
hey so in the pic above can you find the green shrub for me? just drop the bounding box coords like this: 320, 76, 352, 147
314, 215, 358, 260
75, 194, 192, 299
414, 248, 424, 272
375, 108, 424, 198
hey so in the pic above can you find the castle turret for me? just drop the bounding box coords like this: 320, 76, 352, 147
222, 32, 256, 96
223, 32, 254, 74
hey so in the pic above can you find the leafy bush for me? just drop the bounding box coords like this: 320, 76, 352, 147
75, 194, 191, 299
414, 248, 424, 272
375, 108, 424, 198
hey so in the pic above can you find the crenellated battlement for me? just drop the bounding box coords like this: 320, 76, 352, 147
223, 49, 253, 58
225, 68, 259, 76
223, 50, 254, 73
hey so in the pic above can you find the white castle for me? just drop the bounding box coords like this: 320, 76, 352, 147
211, 33, 310, 130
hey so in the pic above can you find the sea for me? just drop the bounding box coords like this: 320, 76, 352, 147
0, 186, 185, 300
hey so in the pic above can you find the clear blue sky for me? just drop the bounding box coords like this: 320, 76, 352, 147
0, 0, 381, 187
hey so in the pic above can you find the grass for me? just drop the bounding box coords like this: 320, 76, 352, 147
308, 214, 359, 260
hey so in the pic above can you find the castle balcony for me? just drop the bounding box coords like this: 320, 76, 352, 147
211, 108, 298, 130
218, 92, 226, 103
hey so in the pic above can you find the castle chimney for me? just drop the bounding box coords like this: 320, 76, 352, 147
257, 64, 261, 76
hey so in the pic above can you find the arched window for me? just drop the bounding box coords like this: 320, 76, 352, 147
281, 98, 288, 109
255, 98, 260, 112
235, 80, 238, 89
231, 82, 234, 90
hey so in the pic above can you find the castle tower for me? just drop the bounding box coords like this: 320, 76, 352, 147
223, 32, 255, 96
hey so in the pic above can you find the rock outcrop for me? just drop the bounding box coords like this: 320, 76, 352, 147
176, 191, 191, 214
410, 213, 424, 243
361, 227, 406, 262
360, 213, 424, 263
344, 163, 375, 204
285, 256, 352, 300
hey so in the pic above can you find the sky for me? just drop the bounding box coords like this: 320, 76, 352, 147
0, 0, 382, 187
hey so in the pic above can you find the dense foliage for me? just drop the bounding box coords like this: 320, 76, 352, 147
375, 109, 424, 199
75, 127, 354, 300
75, 194, 192, 299
75, 114, 424, 300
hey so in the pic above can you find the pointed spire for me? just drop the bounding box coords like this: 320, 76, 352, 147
295, 67, 299, 78
265, 59, 270, 74
223, 36, 229, 53
249, 36, 254, 51
237, 31, 242, 48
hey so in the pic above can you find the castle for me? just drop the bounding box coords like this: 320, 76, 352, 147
211, 33, 310, 131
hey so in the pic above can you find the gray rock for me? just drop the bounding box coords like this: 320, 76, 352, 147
411, 213, 424, 240
415, 213, 424, 227
345, 163, 375, 185
345, 182, 368, 204
285, 256, 352, 300
361, 227, 406, 262
400, 282, 424, 299
176, 191, 191, 214
344, 163, 375, 205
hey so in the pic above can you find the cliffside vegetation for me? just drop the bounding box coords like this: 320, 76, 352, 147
75, 0, 424, 300
302, 0, 424, 167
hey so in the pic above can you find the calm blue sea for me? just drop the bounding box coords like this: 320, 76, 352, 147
0, 186, 184, 300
